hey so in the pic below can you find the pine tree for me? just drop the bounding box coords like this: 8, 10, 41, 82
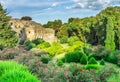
105, 17, 115, 50
0, 4, 18, 48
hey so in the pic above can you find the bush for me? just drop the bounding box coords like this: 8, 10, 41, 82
41, 55, 51, 64
45, 43, 64, 56
86, 64, 101, 69
64, 51, 84, 63
32, 38, 44, 45
106, 73, 120, 82
88, 57, 98, 64
37, 42, 51, 49
68, 36, 80, 46
0, 47, 28, 60
106, 53, 117, 64
67, 41, 84, 52
0, 61, 39, 82
88, 53, 94, 60
57, 59, 63, 66
93, 45, 111, 60
100, 59, 105, 65
80, 54, 88, 65
24, 40, 36, 50
59, 36, 68, 44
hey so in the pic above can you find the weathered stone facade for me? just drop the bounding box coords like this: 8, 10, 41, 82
10, 19, 57, 44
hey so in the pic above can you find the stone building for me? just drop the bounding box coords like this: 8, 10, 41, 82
10, 19, 57, 44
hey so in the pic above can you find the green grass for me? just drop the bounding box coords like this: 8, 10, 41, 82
0, 61, 40, 82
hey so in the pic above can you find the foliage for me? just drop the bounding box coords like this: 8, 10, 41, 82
57, 59, 63, 66
0, 47, 28, 60
24, 40, 36, 50
80, 53, 88, 65
59, 36, 68, 44
88, 57, 98, 64
45, 43, 64, 56
32, 38, 44, 45
0, 4, 18, 48
21, 16, 32, 21
106, 73, 120, 82
68, 36, 80, 46
67, 41, 84, 52
100, 59, 105, 65
64, 51, 84, 63
105, 17, 116, 50
86, 64, 101, 69
40, 55, 51, 64
88, 53, 94, 60
0, 61, 39, 82
37, 42, 51, 49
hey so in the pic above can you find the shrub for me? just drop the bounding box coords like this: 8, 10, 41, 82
57, 59, 63, 66
97, 65, 118, 82
106, 73, 120, 82
37, 42, 51, 49
100, 59, 105, 65
88, 53, 94, 60
41, 55, 51, 64
0, 47, 28, 60
93, 45, 111, 60
67, 41, 84, 52
80, 54, 88, 65
68, 36, 80, 46
86, 64, 101, 69
24, 40, 36, 50
21, 16, 32, 21
106, 53, 117, 64
88, 57, 98, 64
64, 51, 84, 63
45, 43, 64, 56
59, 36, 68, 44
32, 38, 44, 45
0, 61, 39, 82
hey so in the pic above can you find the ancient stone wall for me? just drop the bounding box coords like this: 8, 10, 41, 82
10, 19, 57, 44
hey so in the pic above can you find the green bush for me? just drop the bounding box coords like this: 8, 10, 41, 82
80, 54, 88, 65
67, 41, 84, 52
106, 53, 117, 64
24, 40, 36, 50
86, 64, 101, 69
59, 36, 68, 44
100, 59, 105, 65
37, 42, 51, 49
68, 36, 80, 46
88, 57, 98, 64
106, 73, 120, 82
64, 51, 84, 63
57, 59, 63, 66
41, 55, 51, 64
88, 53, 94, 60
45, 43, 64, 56
0, 61, 39, 82
32, 38, 44, 45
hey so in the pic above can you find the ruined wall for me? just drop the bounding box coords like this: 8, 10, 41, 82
10, 19, 57, 44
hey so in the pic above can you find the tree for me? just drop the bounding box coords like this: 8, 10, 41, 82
0, 4, 18, 48
105, 17, 116, 50
21, 16, 32, 21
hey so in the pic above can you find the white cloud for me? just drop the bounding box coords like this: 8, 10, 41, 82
68, 0, 120, 10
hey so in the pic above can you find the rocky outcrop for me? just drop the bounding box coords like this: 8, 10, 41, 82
10, 19, 57, 44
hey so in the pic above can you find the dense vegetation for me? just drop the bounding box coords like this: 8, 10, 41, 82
0, 3, 120, 82
0, 4, 18, 49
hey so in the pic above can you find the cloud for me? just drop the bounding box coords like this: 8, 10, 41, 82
67, 0, 120, 10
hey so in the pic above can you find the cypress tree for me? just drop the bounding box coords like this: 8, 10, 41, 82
0, 4, 18, 48
105, 17, 115, 50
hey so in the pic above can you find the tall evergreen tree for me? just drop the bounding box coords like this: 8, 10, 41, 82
105, 17, 115, 50
0, 4, 18, 48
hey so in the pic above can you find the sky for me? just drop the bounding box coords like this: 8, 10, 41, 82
0, 0, 120, 24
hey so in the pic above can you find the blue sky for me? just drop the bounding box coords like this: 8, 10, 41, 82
0, 0, 120, 24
